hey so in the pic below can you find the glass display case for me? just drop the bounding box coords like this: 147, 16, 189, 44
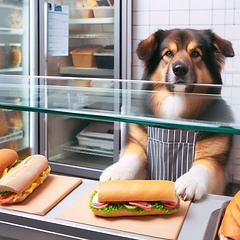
0, 0, 38, 159
37, 0, 129, 175
0, 75, 239, 180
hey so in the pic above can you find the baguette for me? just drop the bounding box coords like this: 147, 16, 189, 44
0, 154, 50, 204
0, 149, 19, 176
218, 190, 240, 240
90, 180, 180, 217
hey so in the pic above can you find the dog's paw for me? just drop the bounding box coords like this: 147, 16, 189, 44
175, 165, 210, 201
99, 154, 146, 182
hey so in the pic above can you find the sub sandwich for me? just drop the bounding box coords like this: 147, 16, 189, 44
0, 154, 51, 204
218, 190, 240, 240
0, 148, 19, 178
89, 180, 180, 217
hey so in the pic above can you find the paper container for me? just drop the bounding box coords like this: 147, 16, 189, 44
93, 7, 114, 18
70, 46, 102, 68
70, 8, 94, 18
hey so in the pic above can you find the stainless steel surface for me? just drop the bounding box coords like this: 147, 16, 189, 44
204, 209, 221, 240
0, 178, 233, 240
179, 195, 232, 240
203, 201, 230, 240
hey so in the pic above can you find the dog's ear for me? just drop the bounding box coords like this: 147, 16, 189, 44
212, 33, 235, 58
136, 32, 161, 60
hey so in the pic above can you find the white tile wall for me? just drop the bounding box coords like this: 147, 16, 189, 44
132, 0, 240, 81
131, 0, 240, 183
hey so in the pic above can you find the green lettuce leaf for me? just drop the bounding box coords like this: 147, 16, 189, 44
0, 191, 14, 196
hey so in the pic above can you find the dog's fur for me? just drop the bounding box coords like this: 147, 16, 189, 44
100, 29, 235, 201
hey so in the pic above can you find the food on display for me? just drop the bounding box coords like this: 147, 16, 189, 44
218, 190, 240, 240
0, 155, 51, 204
0, 149, 19, 178
90, 180, 180, 217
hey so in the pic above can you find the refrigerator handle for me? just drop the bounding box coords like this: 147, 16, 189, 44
39, 0, 48, 76
44, 1, 48, 63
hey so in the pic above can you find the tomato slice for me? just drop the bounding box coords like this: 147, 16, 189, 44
129, 201, 152, 211
0, 194, 15, 204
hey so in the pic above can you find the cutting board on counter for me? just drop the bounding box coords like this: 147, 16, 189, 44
56, 186, 191, 240
0, 174, 82, 216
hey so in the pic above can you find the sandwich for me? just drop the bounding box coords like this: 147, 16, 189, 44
89, 180, 180, 217
218, 190, 240, 240
0, 154, 51, 204
0, 148, 19, 178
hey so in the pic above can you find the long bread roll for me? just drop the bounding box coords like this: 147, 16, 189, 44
90, 180, 180, 217
98, 180, 176, 202
0, 155, 50, 204
0, 149, 19, 175
218, 190, 240, 240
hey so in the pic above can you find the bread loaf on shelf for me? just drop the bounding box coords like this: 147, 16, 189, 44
218, 190, 240, 240
0, 110, 8, 137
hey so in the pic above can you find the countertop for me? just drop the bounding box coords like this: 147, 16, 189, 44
0, 178, 233, 240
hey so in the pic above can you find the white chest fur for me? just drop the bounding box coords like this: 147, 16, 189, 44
161, 93, 186, 119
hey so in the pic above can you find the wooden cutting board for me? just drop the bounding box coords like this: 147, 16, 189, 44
0, 174, 82, 215
56, 186, 191, 240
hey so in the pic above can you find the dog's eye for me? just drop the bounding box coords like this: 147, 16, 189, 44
165, 51, 173, 57
191, 51, 200, 58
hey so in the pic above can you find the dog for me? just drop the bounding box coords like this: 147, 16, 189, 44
100, 29, 235, 201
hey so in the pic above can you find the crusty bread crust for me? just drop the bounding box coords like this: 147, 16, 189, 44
93, 207, 179, 217
0, 155, 48, 193
218, 190, 240, 239
0, 149, 18, 173
98, 180, 176, 203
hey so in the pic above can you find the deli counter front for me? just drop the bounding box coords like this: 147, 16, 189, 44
0, 75, 239, 240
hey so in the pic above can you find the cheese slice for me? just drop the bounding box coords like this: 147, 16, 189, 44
15, 166, 51, 197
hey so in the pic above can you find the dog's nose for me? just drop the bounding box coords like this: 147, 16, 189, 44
172, 62, 188, 76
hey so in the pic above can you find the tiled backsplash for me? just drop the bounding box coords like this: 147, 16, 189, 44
132, 0, 240, 81
131, 0, 240, 184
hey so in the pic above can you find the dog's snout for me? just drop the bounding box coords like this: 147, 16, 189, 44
172, 62, 189, 77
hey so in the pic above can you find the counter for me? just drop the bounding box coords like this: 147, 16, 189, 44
0, 178, 232, 240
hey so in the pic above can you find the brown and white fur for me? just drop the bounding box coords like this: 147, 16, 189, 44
100, 29, 235, 201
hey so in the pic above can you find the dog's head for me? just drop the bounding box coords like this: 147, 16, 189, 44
137, 29, 234, 94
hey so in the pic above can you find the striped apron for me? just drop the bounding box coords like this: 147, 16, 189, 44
147, 127, 198, 181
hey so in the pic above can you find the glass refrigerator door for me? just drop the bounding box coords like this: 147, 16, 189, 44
0, 0, 38, 157
39, 0, 123, 179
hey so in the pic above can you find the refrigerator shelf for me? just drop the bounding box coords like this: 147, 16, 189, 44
0, 4, 22, 10
0, 67, 23, 73
69, 32, 114, 39
69, 18, 114, 24
60, 67, 113, 77
0, 130, 23, 145
62, 144, 113, 158
0, 28, 24, 35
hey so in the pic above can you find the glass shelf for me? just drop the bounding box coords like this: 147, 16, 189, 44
0, 28, 24, 35
60, 67, 114, 77
69, 18, 114, 24
0, 74, 239, 135
69, 32, 114, 39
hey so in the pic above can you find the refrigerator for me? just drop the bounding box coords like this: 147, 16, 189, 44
0, 0, 38, 158
38, 0, 132, 179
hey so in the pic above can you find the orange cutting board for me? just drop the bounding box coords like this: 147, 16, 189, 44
0, 174, 82, 215
56, 186, 191, 240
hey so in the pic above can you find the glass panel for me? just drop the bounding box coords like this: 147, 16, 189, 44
0, 0, 33, 75
45, 0, 115, 78
47, 115, 114, 171
0, 1, 35, 158
0, 75, 239, 135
